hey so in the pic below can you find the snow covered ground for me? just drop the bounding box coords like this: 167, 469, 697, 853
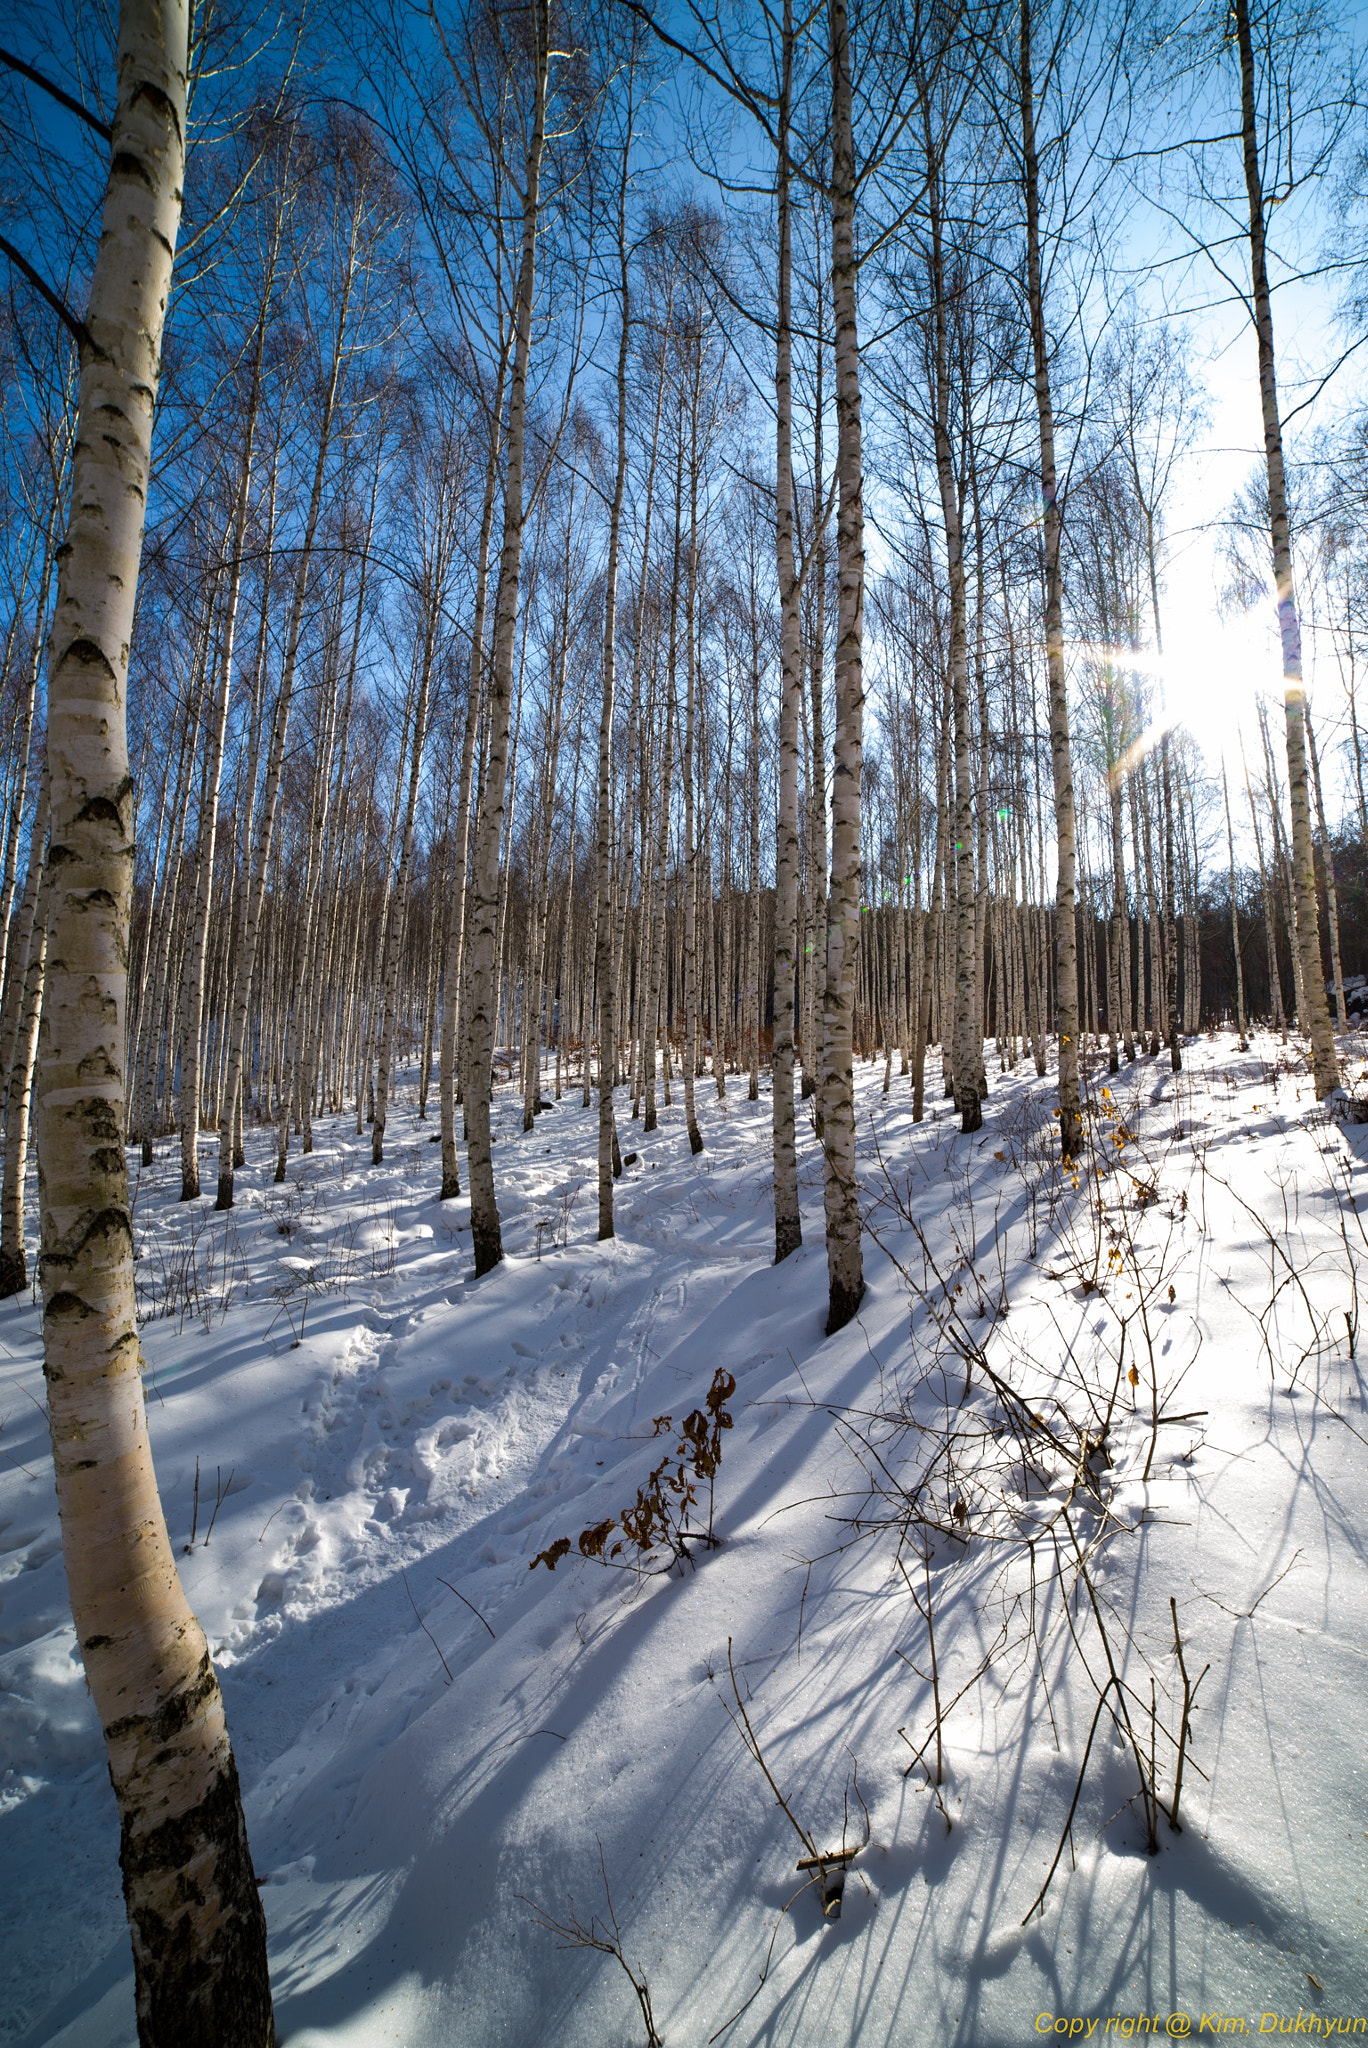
3, 1034, 1367, 2046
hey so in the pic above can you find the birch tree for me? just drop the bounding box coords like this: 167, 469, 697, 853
464, 0, 552, 1274
1229, 0, 1338, 1094
29, 3, 273, 2035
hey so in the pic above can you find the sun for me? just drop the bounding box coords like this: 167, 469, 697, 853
1152, 550, 1287, 767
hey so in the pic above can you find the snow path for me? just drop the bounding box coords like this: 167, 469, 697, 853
2, 1038, 1368, 2044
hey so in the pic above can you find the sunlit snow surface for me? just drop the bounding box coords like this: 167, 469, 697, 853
2, 1036, 1367, 2045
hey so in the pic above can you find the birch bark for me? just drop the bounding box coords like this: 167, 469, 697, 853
464, 5, 550, 1272
770, 8, 802, 1245
215, 225, 359, 1208
1222, 759, 1248, 1046
34, 4, 273, 2034
595, 117, 634, 1239
1306, 704, 1345, 1028
178, 339, 266, 1199
1019, 0, 1081, 1160
821, 0, 866, 1331
1232, 0, 1336, 1094
437, 363, 504, 1201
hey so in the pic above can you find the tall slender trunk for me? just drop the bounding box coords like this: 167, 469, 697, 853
596, 117, 634, 1238
821, 0, 866, 1332
803, 327, 828, 1110
644, 610, 677, 1135
682, 419, 704, 1157
1242, 738, 1284, 1030
437, 376, 503, 1200
1220, 761, 1248, 1045
464, 7, 550, 1272
215, 235, 357, 1208
0, 773, 50, 1126
372, 631, 436, 1163
1305, 704, 1344, 1028
179, 355, 265, 1198
1233, 0, 1336, 1094
925, 114, 980, 1134
0, 773, 48, 1297
34, 6, 272, 2035
1160, 733, 1182, 1068
0, 512, 56, 1008
1020, 0, 1081, 1159
0, 911, 46, 1299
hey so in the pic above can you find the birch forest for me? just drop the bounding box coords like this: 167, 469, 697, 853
2, 1, 1368, 2043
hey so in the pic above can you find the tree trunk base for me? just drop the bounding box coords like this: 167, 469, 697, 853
774, 1219, 801, 1264
121, 1745, 275, 2048
688, 1124, 703, 1156
472, 1216, 502, 1276
825, 1275, 865, 1337
0, 1247, 26, 1298
214, 1175, 234, 1212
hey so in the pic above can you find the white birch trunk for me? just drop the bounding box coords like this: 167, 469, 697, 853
821, 0, 866, 1332
34, 5, 273, 2033
1233, 0, 1337, 1095
772, 5, 802, 1254
464, 7, 549, 1272
1020, 0, 1082, 1160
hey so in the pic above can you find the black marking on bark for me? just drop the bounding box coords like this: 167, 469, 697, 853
106, 1650, 216, 1747
45, 1289, 96, 1323
110, 149, 155, 191
117, 1744, 275, 2047
825, 1275, 865, 1338
83, 1634, 114, 1652
50, 1207, 134, 1267
60, 637, 117, 680
75, 788, 130, 828
78, 1099, 125, 1143
129, 79, 182, 138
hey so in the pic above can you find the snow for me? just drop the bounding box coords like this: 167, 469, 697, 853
3, 1036, 1368, 2045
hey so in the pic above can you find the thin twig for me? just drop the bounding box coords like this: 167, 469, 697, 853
401, 1568, 453, 1684
203, 1465, 234, 1545
1022, 1684, 1112, 1925
723, 1638, 816, 1859
437, 1574, 496, 1639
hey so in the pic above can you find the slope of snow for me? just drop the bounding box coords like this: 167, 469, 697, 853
2, 1034, 1366, 2045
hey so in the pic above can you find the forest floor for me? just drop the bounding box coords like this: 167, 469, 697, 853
2, 1031, 1368, 2047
